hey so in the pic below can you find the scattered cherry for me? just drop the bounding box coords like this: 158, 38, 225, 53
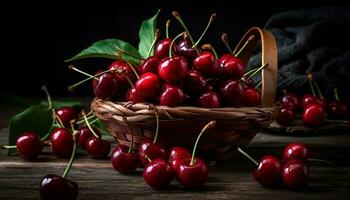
76, 127, 101, 149
111, 145, 139, 175
276, 108, 296, 126
138, 139, 168, 165
39, 174, 79, 200
85, 137, 111, 159
56, 107, 79, 128
282, 143, 309, 163
282, 159, 309, 190
169, 146, 191, 172
143, 158, 174, 190
50, 128, 74, 158
177, 157, 208, 189
15, 131, 43, 161
253, 155, 282, 188
302, 104, 325, 127
281, 93, 299, 109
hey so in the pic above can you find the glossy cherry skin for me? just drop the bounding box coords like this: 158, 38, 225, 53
282, 143, 309, 163
134, 72, 161, 99
143, 159, 174, 190
108, 60, 136, 85
127, 87, 148, 103
154, 38, 176, 60
282, 159, 309, 190
220, 80, 246, 107
176, 37, 198, 61
169, 147, 191, 173
93, 73, 119, 100
177, 157, 208, 189
159, 84, 185, 107
183, 70, 207, 94
198, 91, 220, 108
245, 88, 261, 107
281, 93, 299, 109
16, 131, 43, 161
111, 145, 139, 175
39, 174, 79, 200
56, 107, 79, 128
301, 94, 324, 109
193, 52, 222, 77
253, 155, 282, 188
219, 53, 234, 65
76, 127, 101, 149
276, 108, 296, 126
327, 100, 349, 118
221, 56, 245, 79
85, 137, 111, 159
50, 128, 74, 158
158, 56, 189, 82
139, 56, 160, 74
138, 139, 168, 166
303, 104, 325, 127
241, 75, 254, 88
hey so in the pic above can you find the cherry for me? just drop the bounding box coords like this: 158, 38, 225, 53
301, 94, 324, 109
193, 52, 221, 77
39, 174, 79, 200
56, 107, 79, 128
111, 145, 139, 175
169, 146, 191, 173
245, 88, 261, 107
282, 159, 309, 190
218, 53, 233, 65
134, 72, 161, 99
50, 128, 74, 158
76, 127, 101, 149
220, 80, 246, 107
93, 73, 120, 100
85, 137, 111, 159
327, 100, 349, 118
155, 38, 176, 60
138, 56, 160, 74
253, 155, 282, 188
281, 92, 299, 109
138, 139, 168, 166
108, 60, 137, 85
276, 108, 296, 126
220, 55, 245, 79
15, 131, 43, 161
198, 91, 220, 108
127, 87, 148, 103
159, 83, 185, 107
241, 75, 254, 88
302, 104, 325, 127
183, 70, 207, 94
158, 56, 189, 82
176, 36, 198, 61
282, 143, 309, 163
143, 158, 174, 190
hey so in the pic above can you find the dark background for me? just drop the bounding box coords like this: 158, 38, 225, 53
1, 0, 349, 99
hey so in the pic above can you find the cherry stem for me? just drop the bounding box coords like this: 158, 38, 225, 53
166, 20, 171, 38
82, 110, 100, 138
248, 63, 268, 79
190, 121, 216, 166
312, 80, 324, 100
62, 124, 78, 178
169, 32, 185, 58
1, 145, 16, 149
237, 147, 258, 166
152, 112, 160, 144
172, 11, 199, 54
255, 80, 262, 89
234, 35, 255, 58
308, 79, 316, 96
333, 88, 340, 101
244, 67, 259, 77
121, 55, 140, 79
193, 13, 216, 48
145, 155, 152, 163
221, 33, 233, 54
114, 45, 143, 60
147, 29, 160, 58
76, 115, 96, 125
69, 65, 98, 80
201, 44, 218, 59
42, 85, 65, 128
324, 119, 349, 124
308, 158, 338, 169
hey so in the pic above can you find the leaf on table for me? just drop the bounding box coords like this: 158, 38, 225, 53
138, 9, 161, 58
65, 39, 141, 66
8, 105, 54, 155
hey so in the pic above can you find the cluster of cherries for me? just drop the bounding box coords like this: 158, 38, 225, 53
276, 75, 349, 127
69, 11, 263, 109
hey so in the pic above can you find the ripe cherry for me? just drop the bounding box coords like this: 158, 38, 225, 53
108, 60, 137, 85
245, 88, 261, 107
76, 127, 101, 149
56, 107, 79, 128
177, 157, 208, 189
301, 94, 324, 109
155, 38, 177, 60
15, 131, 43, 161
39, 174, 79, 200
302, 104, 325, 127
138, 139, 168, 166
159, 84, 185, 107
276, 108, 296, 126
134, 73, 161, 99
85, 137, 111, 159
169, 146, 191, 173
176, 36, 198, 61
158, 56, 189, 82
282, 159, 309, 190
281, 93, 299, 109
139, 56, 160, 74
282, 143, 309, 163
220, 80, 246, 107
183, 70, 207, 94
198, 91, 220, 108
220, 55, 245, 79
127, 87, 148, 103
218, 53, 233, 65
327, 100, 349, 118
93, 73, 119, 100
50, 128, 74, 158
111, 145, 139, 175
143, 158, 174, 190
193, 52, 221, 77
253, 155, 282, 188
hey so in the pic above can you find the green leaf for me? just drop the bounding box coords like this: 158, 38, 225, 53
138, 9, 160, 58
65, 39, 141, 66
40, 100, 82, 110
8, 105, 54, 155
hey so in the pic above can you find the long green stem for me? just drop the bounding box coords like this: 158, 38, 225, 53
312, 80, 324, 100
248, 63, 268, 79
114, 45, 143, 60
152, 112, 160, 144
255, 80, 262, 89
237, 147, 258, 166
147, 29, 160, 58
68, 65, 98, 80
234, 35, 255, 57
308, 80, 316, 96
166, 20, 170, 38
169, 32, 185, 58
193, 13, 216, 48
308, 158, 338, 169
190, 121, 216, 166
1, 145, 17, 149
62, 130, 78, 178
122, 56, 140, 79
244, 67, 260, 77
221, 33, 233, 54
76, 115, 96, 125
82, 111, 100, 138
42, 86, 65, 128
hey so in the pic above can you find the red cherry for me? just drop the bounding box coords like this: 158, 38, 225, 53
327, 100, 349, 118
282, 143, 309, 163
85, 137, 111, 159
159, 84, 185, 107
76, 127, 101, 149
198, 91, 220, 108
56, 107, 79, 128
93, 73, 119, 100
281, 101, 296, 110
139, 56, 160, 74
143, 159, 174, 190
138, 139, 168, 165
169, 147, 191, 173
39, 174, 79, 200
301, 94, 324, 109
302, 104, 325, 127
154, 38, 176, 60
282, 160, 309, 190
245, 88, 261, 107
127, 87, 147, 103
158, 56, 189, 82
253, 155, 282, 188
134, 73, 161, 99
176, 36, 198, 61
281, 93, 299, 109
183, 70, 207, 94
15, 131, 43, 161
218, 53, 233, 65
221, 56, 245, 79
193, 52, 221, 77
177, 157, 208, 189
50, 128, 74, 158
220, 79, 246, 107
241, 75, 254, 88
111, 145, 139, 175
276, 108, 296, 126
108, 60, 136, 85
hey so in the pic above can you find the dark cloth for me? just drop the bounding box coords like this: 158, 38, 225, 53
249, 7, 350, 102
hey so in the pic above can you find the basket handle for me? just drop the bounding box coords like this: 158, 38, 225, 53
233, 27, 278, 107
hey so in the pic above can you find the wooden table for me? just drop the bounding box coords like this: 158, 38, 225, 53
1, 104, 350, 200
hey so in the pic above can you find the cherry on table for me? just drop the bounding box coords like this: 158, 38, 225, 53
169, 146, 191, 172
282, 143, 309, 163
39, 174, 79, 200
76, 127, 101, 149
276, 108, 296, 126
282, 159, 309, 190
327, 100, 349, 118
198, 91, 220, 108
301, 94, 324, 109
50, 128, 74, 158
15, 131, 43, 161
56, 107, 79, 128
138, 139, 168, 166
177, 157, 208, 189
253, 155, 282, 188
281, 93, 299, 109
85, 137, 111, 159
111, 145, 139, 175
143, 158, 174, 190
302, 104, 325, 127
159, 83, 186, 107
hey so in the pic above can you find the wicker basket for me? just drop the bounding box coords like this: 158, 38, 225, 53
92, 27, 278, 161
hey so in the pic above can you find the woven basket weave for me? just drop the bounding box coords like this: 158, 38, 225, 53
92, 27, 278, 161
